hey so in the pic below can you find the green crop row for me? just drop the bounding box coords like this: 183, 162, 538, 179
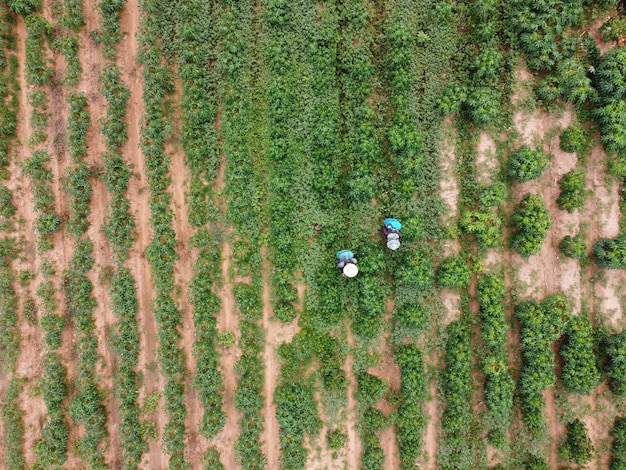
170, 0, 225, 439
109, 268, 146, 468
560, 316, 600, 394
0, 238, 24, 469
64, 92, 92, 238
395, 344, 427, 469
94, 0, 126, 59
94, 4, 146, 467
604, 330, 626, 396
477, 274, 514, 436
21, 150, 60, 250
63, 81, 108, 467
611, 416, 626, 469
63, 244, 107, 468
27, 89, 47, 146
138, 2, 187, 465
24, 13, 53, 85
439, 320, 475, 470
260, 0, 306, 323
34, 352, 69, 469
516, 295, 569, 436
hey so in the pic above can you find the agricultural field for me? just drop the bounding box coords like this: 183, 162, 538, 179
2, 0, 626, 469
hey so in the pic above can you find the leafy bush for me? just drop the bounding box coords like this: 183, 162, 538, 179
512, 194, 552, 257
479, 181, 506, 209
560, 124, 590, 156
0, 185, 15, 219
611, 416, 626, 470
478, 274, 514, 426
593, 48, 626, 163
7, 0, 41, 15
508, 146, 549, 182
516, 296, 569, 433
557, 169, 586, 213
559, 233, 588, 260
605, 331, 626, 396
437, 256, 471, 288
560, 317, 600, 393
593, 236, 626, 269
327, 428, 346, 450
439, 321, 474, 467
560, 419, 594, 464
459, 209, 502, 248
395, 343, 426, 468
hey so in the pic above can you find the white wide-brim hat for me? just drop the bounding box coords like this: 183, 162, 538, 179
387, 238, 400, 250
343, 263, 359, 277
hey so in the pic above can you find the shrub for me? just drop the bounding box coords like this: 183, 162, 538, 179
594, 236, 626, 269
560, 419, 594, 464
557, 169, 586, 213
560, 124, 590, 156
327, 428, 346, 450
0, 185, 15, 218
459, 209, 501, 248
437, 256, 471, 288
560, 317, 600, 394
559, 233, 587, 260
508, 146, 549, 182
512, 194, 552, 257
605, 331, 626, 396
7, 0, 41, 15
479, 182, 506, 209
611, 416, 626, 470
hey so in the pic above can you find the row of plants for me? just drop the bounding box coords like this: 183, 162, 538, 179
438, 319, 476, 469
63, 88, 108, 467
516, 295, 569, 437
138, 1, 187, 465
0, 235, 24, 469
261, 0, 306, 324
94, 1, 146, 466
477, 274, 514, 439
611, 416, 626, 469
172, 0, 225, 456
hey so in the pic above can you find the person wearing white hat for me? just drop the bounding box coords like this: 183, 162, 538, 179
336, 250, 359, 277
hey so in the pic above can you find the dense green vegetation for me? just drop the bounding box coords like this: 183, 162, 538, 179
512, 194, 552, 257
559, 316, 600, 394
604, 331, 626, 396
478, 274, 514, 438
517, 296, 569, 436
611, 416, 626, 470
560, 419, 594, 464
508, 146, 549, 182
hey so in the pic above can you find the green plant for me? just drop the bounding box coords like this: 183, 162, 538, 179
559, 316, 600, 393
459, 209, 502, 248
218, 330, 235, 348
559, 233, 588, 259
479, 182, 506, 209
593, 236, 626, 269
437, 256, 471, 288
508, 146, 549, 182
560, 124, 590, 156
605, 331, 626, 396
7, 0, 41, 15
512, 194, 552, 257
557, 169, 586, 213
327, 428, 346, 450
560, 419, 594, 464
611, 416, 626, 470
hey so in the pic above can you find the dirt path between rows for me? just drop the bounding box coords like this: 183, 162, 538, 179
117, 0, 165, 467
